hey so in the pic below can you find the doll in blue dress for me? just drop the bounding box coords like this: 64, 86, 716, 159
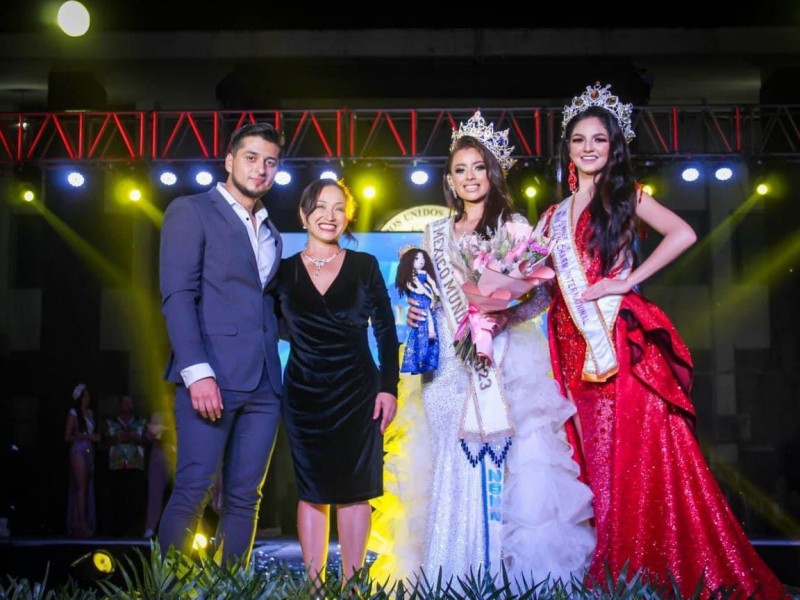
395, 245, 440, 374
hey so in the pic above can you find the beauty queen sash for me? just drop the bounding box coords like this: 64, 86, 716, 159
549, 197, 629, 382
425, 217, 512, 573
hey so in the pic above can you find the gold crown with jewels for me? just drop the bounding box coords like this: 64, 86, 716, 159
450, 111, 516, 172
561, 82, 635, 143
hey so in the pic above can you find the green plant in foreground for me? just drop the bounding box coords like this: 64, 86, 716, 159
2, 541, 796, 599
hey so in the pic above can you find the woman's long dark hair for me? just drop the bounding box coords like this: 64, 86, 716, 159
395, 248, 434, 297
443, 136, 515, 238
560, 105, 638, 276
70, 388, 89, 433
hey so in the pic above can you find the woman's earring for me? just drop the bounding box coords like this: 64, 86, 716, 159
447, 181, 458, 198
568, 161, 578, 194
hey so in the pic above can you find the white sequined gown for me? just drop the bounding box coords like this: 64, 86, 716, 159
422, 292, 595, 582
384, 285, 596, 588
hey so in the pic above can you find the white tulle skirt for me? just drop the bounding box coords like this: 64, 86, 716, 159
369, 311, 596, 591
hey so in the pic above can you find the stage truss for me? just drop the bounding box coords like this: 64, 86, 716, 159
1, 105, 800, 167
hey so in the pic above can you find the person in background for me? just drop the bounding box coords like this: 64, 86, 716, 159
275, 178, 399, 586
103, 394, 147, 537
158, 122, 285, 566
64, 382, 100, 538
143, 391, 176, 538
540, 81, 788, 599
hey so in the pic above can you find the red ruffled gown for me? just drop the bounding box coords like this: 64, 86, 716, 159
543, 205, 789, 599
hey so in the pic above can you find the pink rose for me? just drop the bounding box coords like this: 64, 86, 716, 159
503, 221, 534, 240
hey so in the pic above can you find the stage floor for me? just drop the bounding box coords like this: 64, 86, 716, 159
1, 534, 798, 591
0, 533, 363, 586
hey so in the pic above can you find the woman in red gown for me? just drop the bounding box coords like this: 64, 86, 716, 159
540, 82, 789, 599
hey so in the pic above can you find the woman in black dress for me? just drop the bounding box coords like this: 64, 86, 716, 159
276, 178, 399, 584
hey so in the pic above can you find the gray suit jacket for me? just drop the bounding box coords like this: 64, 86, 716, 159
159, 186, 282, 395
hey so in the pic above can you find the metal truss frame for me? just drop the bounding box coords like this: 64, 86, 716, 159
1, 105, 799, 167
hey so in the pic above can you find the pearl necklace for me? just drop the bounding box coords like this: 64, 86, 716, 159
302, 247, 342, 277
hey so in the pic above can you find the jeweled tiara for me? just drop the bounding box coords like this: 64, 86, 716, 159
561, 82, 635, 143
450, 111, 516, 172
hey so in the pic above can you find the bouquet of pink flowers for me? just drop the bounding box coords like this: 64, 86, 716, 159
452, 219, 555, 366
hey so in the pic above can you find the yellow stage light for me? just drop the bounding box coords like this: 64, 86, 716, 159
92, 550, 114, 574
70, 549, 115, 581
192, 532, 209, 550
13, 165, 41, 203
112, 169, 150, 206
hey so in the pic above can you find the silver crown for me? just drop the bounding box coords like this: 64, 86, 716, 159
72, 383, 87, 400
450, 111, 516, 172
561, 82, 635, 143
398, 244, 418, 260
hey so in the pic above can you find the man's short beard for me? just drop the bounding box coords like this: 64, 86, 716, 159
232, 175, 268, 200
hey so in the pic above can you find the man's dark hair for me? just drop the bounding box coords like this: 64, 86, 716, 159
227, 123, 285, 157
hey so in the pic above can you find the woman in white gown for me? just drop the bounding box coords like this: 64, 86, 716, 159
370, 113, 595, 591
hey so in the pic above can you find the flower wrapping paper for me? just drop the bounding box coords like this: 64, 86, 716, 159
452, 221, 555, 365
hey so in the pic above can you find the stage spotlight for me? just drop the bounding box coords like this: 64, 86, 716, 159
159, 170, 178, 186
275, 170, 292, 186
69, 548, 115, 582
320, 170, 338, 181
755, 182, 770, 196
195, 170, 214, 186
112, 166, 150, 207
410, 169, 429, 185
714, 166, 733, 182
362, 185, 377, 200
57, 1, 90, 37
681, 166, 701, 183
513, 164, 549, 207
641, 182, 656, 196
66, 171, 85, 188
15, 183, 35, 203
13, 165, 41, 204
193, 532, 209, 551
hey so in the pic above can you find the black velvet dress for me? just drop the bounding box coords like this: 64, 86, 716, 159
276, 250, 399, 504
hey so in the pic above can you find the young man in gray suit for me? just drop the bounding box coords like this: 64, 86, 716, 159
158, 123, 284, 566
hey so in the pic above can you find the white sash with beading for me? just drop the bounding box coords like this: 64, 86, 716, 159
550, 198, 627, 382
425, 217, 511, 574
